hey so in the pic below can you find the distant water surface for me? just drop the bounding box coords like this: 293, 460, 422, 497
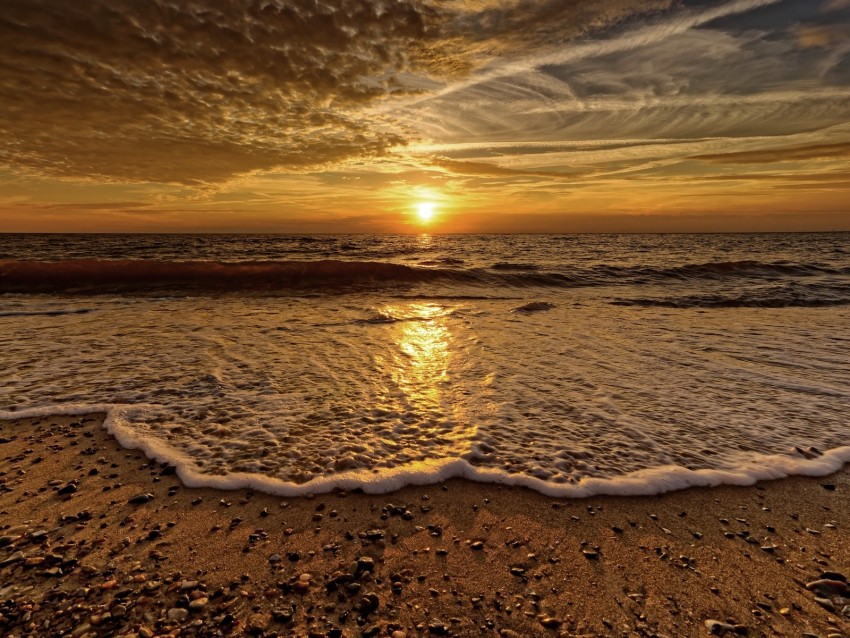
1, 233, 849, 496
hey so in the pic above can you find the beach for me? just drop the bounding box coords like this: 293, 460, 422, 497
2, 413, 850, 638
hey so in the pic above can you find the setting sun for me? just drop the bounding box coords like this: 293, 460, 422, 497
416, 202, 436, 224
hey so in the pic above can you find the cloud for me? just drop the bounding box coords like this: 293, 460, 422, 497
822, 0, 850, 12
428, 157, 587, 180
1, 0, 849, 228
0, 0, 670, 186
692, 141, 850, 164
795, 23, 850, 48
395, 0, 783, 109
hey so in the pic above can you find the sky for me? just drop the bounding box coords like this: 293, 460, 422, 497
1, 0, 849, 233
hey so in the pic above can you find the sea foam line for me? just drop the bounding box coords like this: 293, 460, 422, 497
2, 403, 849, 498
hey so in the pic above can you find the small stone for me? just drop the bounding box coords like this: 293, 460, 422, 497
58, 482, 78, 495
807, 579, 850, 597
582, 550, 599, 559
189, 597, 208, 610
269, 553, 282, 563
0, 535, 20, 547
470, 541, 484, 551
358, 593, 380, 615
167, 607, 189, 622
705, 619, 736, 635
128, 493, 154, 505
356, 556, 375, 573
0, 551, 24, 566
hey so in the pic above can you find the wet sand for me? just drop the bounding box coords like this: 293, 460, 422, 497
2, 414, 850, 638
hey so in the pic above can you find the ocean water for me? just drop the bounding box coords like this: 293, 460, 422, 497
2, 232, 850, 497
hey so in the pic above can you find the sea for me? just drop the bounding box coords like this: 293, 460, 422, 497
1, 232, 849, 497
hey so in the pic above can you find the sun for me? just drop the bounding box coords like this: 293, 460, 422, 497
416, 202, 436, 224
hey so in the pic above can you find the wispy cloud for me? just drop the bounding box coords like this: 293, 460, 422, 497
692, 141, 850, 164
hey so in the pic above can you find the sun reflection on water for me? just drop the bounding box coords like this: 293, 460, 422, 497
390, 303, 450, 410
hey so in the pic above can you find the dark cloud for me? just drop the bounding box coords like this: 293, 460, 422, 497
0, 0, 672, 185
0, 0, 440, 184
692, 141, 850, 164
449, 0, 674, 50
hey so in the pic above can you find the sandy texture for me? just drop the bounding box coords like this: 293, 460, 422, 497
2, 414, 850, 638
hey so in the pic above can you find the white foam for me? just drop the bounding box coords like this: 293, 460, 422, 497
3, 403, 849, 499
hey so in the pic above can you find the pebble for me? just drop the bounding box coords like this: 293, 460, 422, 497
704, 619, 745, 636
166, 607, 188, 622
0, 551, 25, 566
128, 493, 154, 505
807, 579, 850, 597
188, 597, 208, 610
57, 482, 78, 495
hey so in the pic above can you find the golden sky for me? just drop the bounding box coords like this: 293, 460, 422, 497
1, 0, 849, 232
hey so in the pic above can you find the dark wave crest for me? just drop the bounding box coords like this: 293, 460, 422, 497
612, 285, 850, 309
595, 260, 847, 282
0, 259, 456, 294
1, 258, 847, 295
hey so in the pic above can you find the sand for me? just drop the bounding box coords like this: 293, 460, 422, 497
1, 414, 850, 638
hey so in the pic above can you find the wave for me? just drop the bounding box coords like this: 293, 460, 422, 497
491, 262, 541, 271
1, 258, 847, 295
646, 260, 846, 279
2, 403, 850, 498
614, 296, 850, 309
0, 259, 453, 294
614, 284, 850, 308
512, 301, 556, 312
0, 308, 94, 317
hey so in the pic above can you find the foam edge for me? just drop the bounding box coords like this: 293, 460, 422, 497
2, 403, 849, 499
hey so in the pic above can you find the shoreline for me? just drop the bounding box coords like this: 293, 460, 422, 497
3, 406, 849, 500
1, 414, 850, 637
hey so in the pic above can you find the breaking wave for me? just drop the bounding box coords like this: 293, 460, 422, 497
2, 258, 847, 296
